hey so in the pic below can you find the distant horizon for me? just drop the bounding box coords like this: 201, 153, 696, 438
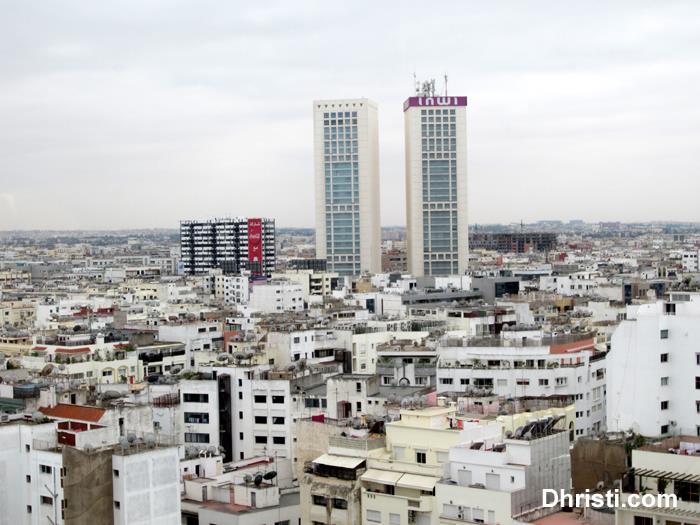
2, 219, 700, 235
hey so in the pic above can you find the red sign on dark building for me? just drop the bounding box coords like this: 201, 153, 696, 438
248, 218, 263, 274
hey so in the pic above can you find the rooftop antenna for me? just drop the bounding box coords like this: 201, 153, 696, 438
444, 73, 448, 96
414, 72, 419, 95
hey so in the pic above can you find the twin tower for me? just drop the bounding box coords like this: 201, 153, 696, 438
312, 92, 468, 277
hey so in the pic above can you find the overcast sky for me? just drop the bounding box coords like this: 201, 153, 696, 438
2, 1, 700, 230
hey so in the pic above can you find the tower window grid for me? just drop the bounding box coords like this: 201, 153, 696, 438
420, 108, 458, 275
323, 111, 361, 275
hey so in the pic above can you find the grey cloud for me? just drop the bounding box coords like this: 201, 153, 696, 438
1, 0, 700, 229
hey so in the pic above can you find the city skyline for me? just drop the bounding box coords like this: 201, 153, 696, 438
2, 1, 700, 230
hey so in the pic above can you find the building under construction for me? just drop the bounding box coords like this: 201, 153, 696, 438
469, 232, 558, 253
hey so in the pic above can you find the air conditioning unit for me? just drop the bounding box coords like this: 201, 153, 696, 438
0, 414, 9, 423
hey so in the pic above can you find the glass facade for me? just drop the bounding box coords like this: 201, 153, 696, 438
323, 111, 360, 275
420, 108, 458, 275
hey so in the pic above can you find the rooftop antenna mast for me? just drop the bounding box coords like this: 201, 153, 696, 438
444, 73, 448, 96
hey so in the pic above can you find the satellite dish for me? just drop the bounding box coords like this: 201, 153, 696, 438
263, 471, 277, 480
254, 474, 263, 486
244, 473, 253, 484
127, 433, 137, 443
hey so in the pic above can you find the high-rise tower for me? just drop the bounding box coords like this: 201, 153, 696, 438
313, 99, 381, 276
404, 80, 468, 276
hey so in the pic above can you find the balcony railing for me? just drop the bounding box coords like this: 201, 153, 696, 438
329, 435, 385, 452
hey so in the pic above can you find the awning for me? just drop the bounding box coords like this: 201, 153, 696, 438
396, 473, 440, 491
633, 468, 700, 484
361, 469, 403, 486
313, 454, 365, 469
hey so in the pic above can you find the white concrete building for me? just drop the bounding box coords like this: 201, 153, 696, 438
539, 271, 600, 296
112, 446, 181, 525
313, 98, 381, 276
180, 379, 220, 450
158, 321, 223, 368
607, 292, 700, 437
404, 86, 469, 277
249, 280, 306, 313
0, 415, 180, 525
0, 418, 59, 525
214, 274, 249, 306
617, 436, 700, 525
682, 249, 700, 272
437, 332, 607, 437
436, 418, 571, 524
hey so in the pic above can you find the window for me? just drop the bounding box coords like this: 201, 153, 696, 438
183, 393, 208, 403
356, 401, 362, 412
356, 382, 362, 392
367, 510, 381, 523
254, 395, 267, 403
389, 513, 401, 525
416, 451, 427, 464
184, 412, 210, 424
26, 474, 31, 482
255, 435, 268, 444
660, 329, 669, 339
255, 416, 268, 424
440, 378, 453, 385
273, 436, 285, 445
113, 469, 119, 477
696, 377, 700, 389
27, 506, 32, 514
312, 495, 327, 506
114, 501, 120, 509
239, 411, 243, 419
25, 444, 30, 452
661, 353, 669, 363
539, 379, 549, 386
516, 379, 530, 386
632, 517, 652, 525
333, 498, 348, 509
675, 480, 700, 502
40, 465, 52, 474
661, 401, 669, 410
661, 424, 669, 434
272, 395, 284, 404
272, 416, 285, 425
661, 377, 669, 386
184, 433, 210, 443
460, 378, 470, 385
